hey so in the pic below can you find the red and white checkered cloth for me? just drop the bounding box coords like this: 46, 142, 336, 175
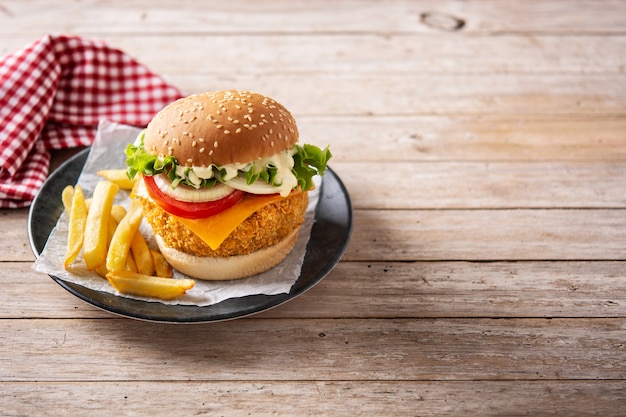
0, 35, 183, 208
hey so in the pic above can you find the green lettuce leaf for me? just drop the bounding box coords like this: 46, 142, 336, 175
126, 131, 332, 192
292, 144, 332, 190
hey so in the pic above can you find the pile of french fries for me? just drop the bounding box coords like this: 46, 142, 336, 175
62, 169, 194, 300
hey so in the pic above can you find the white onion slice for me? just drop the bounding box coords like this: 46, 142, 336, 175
153, 174, 235, 202
224, 176, 285, 196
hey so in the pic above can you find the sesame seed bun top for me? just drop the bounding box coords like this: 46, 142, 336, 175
143, 90, 299, 167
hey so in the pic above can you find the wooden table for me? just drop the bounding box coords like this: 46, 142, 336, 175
2, 1, 626, 415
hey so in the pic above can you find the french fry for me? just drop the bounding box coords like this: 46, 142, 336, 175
97, 169, 136, 190
110, 205, 127, 223
64, 185, 87, 268
105, 199, 143, 273
61, 185, 74, 213
83, 181, 119, 270
131, 232, 155, 276
124, 251, 138, 272
94, 212, 122, 278
106, 271, 195, 300
150, 249, 173, 278
94, 264, 109, 278
63, 178, 181, 300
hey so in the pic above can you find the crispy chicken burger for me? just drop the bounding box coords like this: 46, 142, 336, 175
125, 90, 331, 280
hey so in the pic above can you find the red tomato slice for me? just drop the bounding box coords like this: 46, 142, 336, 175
143, 175, 245, 219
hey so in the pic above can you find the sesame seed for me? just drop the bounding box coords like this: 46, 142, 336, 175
214, 141, 219, 148
199, 148, 205, 153
270, 141, 275, 147
192, 141, 197, 147
216, 124, 223, 129
233, 119, 239, 124
224, 130, 230, 134
248, 108, 253, 114
209, 150, 213, 155
198, 138, 205, 143
187, 158, 193, 164
235, 128, 242, 133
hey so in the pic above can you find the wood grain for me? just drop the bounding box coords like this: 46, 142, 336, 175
348, 209, 626, 261
166, 73, 626, 116
2, 35, 626, 75
301, 115, 626, 162
3, 381, 625, 416
1, 318, 625, 381
1, 0, 624, 35
334, 161, 626, 209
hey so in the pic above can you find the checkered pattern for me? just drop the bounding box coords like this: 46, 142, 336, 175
0, 35, 183, 208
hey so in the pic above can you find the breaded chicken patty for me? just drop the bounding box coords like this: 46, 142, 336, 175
139, 191, 308, 257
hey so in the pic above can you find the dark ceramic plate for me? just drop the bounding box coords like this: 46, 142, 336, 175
28, 148, 352, 323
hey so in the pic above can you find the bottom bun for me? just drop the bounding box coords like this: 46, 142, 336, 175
155, 229, 300, 281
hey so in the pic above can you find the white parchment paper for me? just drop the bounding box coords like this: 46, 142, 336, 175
32, 120, 319, 306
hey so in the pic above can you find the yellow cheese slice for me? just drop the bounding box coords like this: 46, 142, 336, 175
171, 193, 288, 250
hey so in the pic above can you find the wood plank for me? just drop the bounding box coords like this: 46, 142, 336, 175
262, 261, 626, 319
333, 161, 626, 209
5, 261, 626, 320
1, 318, 624, 381
2, 380, 625, 416
0, 208, 34, 262
2, 34, 626, 75
1, 0, 624, 35
301, 115, 626, 162
166, 73, 626, 116
347, 209, 626, 261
